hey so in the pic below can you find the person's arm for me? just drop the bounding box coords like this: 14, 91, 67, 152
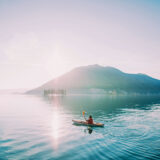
83, 115, 87, 121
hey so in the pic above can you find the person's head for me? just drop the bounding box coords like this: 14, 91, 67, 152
89, 115, 92, 119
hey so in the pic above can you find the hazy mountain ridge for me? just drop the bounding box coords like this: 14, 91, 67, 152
27, 64, 160, 95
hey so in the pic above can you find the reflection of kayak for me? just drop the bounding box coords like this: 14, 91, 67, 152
72, 119, 104, 127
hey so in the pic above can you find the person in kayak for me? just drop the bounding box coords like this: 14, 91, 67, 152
86, 115, 93, 124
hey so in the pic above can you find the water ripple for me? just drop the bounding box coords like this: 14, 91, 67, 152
1, 95, 160, 160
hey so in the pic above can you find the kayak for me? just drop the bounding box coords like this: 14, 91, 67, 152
72, 119, 104, 127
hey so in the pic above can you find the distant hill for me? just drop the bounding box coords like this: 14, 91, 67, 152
27, 64, 160, 95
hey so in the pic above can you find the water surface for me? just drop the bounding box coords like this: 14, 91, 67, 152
0, 94, 160, 160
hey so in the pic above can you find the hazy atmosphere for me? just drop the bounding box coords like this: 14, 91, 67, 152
0, 0, 160, 89
1, 1, 160, 160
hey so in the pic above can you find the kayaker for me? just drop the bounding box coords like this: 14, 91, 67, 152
86, 115, 93, 124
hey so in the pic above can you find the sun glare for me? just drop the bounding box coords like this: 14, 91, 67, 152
51, 105, 62, 149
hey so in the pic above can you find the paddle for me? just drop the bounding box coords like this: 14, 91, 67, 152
82, 111, 87, 121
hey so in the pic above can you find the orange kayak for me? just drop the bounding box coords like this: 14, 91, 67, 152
72, 119, 104, 127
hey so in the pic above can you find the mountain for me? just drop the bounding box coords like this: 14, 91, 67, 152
27, 64, 160, 95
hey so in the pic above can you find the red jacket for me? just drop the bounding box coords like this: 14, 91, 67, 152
87, 118, 93, 124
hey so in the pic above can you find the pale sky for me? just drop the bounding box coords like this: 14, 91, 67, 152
0, 0, 160, 89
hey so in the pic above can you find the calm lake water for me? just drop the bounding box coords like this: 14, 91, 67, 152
0, 94, 160, 160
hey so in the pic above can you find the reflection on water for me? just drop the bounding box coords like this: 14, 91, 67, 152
84, 127, 93, 134
51, 107, 61, 149
0, 94, 160, 160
